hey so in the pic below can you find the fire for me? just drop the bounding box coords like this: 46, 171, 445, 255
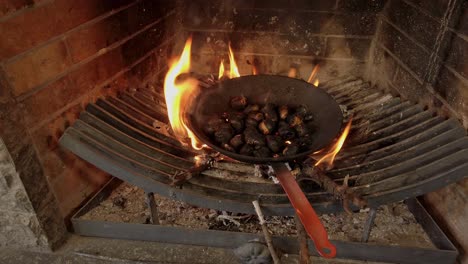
307, 64, 320, 83
252, 65, 258, 75
288, 67, 297, 78
313, 79, 319, 87
164, 37, 206, 150
228, 42, 240, 78
218, 60, 225, 79
315, 118, 353, 168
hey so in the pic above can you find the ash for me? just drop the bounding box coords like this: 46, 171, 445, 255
81, 182, 434, 248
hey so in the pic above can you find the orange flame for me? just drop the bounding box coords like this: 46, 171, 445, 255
164, 37, 205, 150
288, 67, 297, 78
313, 79, 319, 87
315, 118, 353, 168
218, 60, 225, 79
307, 65, 320, 83
252, 65, 258, 75
228, 42, 240, 78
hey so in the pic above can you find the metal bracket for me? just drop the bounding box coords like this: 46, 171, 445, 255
145, 192, 160, 225
361, 208, 377, 243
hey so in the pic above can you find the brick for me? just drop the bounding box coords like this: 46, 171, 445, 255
378, 21, 430, 80
321, 13, 377, 35
0, 0, 34, 18
455, 2, 468, 35
434, 66, 468, 116
51, 159, 110, 216
67, 0, 173, 63
365, 46, 398, 92
391, 66, 427, 103
191, 31, 326, 57
19, 48, 123, 128
128, 53, 158, 82
121, 18, 168, 66
0, 69, 11, 103
385, 0, 448, 53
0, 0, 133, 60
337, 0, 387, 12
4, 40, 71, 97
405, 0, 450, 19
68, 47, 124, 94
445, 34, 468, 79
251, 0, 336, 10
325, 37, 371, 60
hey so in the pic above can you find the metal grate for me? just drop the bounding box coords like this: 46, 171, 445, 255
59, 76, 468, 215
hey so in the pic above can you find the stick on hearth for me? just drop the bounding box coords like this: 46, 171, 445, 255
294, 214, 310, 264
171, 163, 210, 186
252, 200, 281, 264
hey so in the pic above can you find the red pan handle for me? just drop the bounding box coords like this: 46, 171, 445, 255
273, 163, 337, 258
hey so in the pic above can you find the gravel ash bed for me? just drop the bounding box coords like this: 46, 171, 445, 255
80, 181, 434, 248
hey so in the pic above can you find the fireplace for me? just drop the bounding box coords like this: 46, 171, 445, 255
0, 0, 467, 263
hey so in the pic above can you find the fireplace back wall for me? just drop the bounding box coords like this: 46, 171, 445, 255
180, 0, 386, 82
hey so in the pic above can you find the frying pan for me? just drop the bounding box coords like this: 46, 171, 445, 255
187, 75, 343, 258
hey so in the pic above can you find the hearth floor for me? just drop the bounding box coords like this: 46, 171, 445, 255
0, 235, 388, 264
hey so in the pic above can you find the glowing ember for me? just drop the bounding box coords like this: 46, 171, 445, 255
307, 64, 320, 83
228, 42, 240, 78
164, 37, 206, 150
218, 60, 225, 79
288, 67, 297, 78
313, 79, 320, 87
315, 118, 353, 168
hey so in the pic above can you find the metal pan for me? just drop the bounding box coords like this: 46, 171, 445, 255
187, 75, 343, 258
188, 74, 343, 164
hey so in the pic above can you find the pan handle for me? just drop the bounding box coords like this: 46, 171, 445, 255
272, 163, 337, 258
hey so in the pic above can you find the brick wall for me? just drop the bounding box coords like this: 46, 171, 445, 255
365, 1, 468, 262
0, 0, 175, 248
179, 0, 387, 82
